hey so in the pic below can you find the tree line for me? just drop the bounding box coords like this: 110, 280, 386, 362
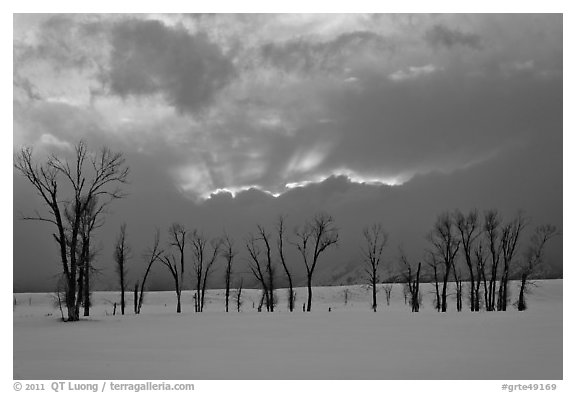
15, 141, 559, 321
364, 210, 558, 314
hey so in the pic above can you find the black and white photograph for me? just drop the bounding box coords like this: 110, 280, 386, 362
9, 6, 570, 390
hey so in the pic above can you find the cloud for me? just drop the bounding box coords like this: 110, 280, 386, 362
260, 30, 395, 74
13, 14, 562, 202
424, 24, 482, 50
389, 64, 441, 82
38, 133, 73, 151
103, 18, 235, 114
501, 60, 536, 75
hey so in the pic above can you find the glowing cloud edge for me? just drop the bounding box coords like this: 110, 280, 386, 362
197, 169, 410, 202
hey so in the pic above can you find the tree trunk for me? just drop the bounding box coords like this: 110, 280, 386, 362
432, 266, 440, 312
441, 270, 449, 312
66, 283, 79, 321
482, 270, 489, 311
175, 278, 181, 313
133, 282, 139, 314
306, 275, 313, 312
412, 263, 421, 312
267, 269, 274, 313
83, 255, 90, 316
225, 284, 230, 313
372, 276, 377, 312
474, 271, 482, 312
467, 269, 475, 312
120, 268, 125, 315
488, 262, 499, 311
518, 274, 528, 311
75, 264, 84, 318
287, 278, 294, 312
498, 271, 509, 311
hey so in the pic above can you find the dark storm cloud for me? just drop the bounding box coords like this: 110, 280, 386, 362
104, 19, 235, 114
315, 64, 562, 179
424, 24, 483, 50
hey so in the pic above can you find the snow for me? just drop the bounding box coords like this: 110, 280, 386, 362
13, 280, 562, 379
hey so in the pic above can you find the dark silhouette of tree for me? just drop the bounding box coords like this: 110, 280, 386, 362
497, 212, 527, 311
14, 141, 129, 321
277, 215, 295, 312
428, 212, 460, 312
399, 249, 421, 312
235, 278, 243, 312
65, 196, 103, 317
257, 225, 276, 312
191, 231, 221, 312
474, 242, 488, 311
294, 212, 339, 312
137, 229, 163, 314
246, 234, 271, 311
114, 223, 131, 315
222, 232, 236, 313
168, 223, 187, 311
454, 209, 481, 312
361, 223, 388, 312
160, 253, 182, 313
160, 224, 188, 313
517, 225, 558, 311
425, 251, 441, 312
484, 209, 502, 311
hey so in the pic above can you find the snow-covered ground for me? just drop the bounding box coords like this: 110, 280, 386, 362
13, 280, 562, 379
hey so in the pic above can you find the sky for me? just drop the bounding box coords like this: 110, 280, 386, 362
13, 14, 563, 292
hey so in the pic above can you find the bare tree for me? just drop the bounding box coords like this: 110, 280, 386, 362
517, 225, 558, 311
168, 223, 187, 310
361, 223, 388, 312
14, 141, 129, 321
294, 212, 339, 312
191, 231, 222, 312
484, 210, 502, 311
277, 215, 295, 312
399, 249, 421, 312
222, 232, 236, 313
246, 234, 271, 311
66, 196, 103, 317
160, 224, 188, 314
473, 242, 488, 311
425, 251, 441, 312
160, 253, 182, 313
137, 229, 163, 314
428, 212, 461, 312
256, 225, 276, 311
497, 212, 527, 311
454, 209, 481, 312
114, 223, 131, 315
